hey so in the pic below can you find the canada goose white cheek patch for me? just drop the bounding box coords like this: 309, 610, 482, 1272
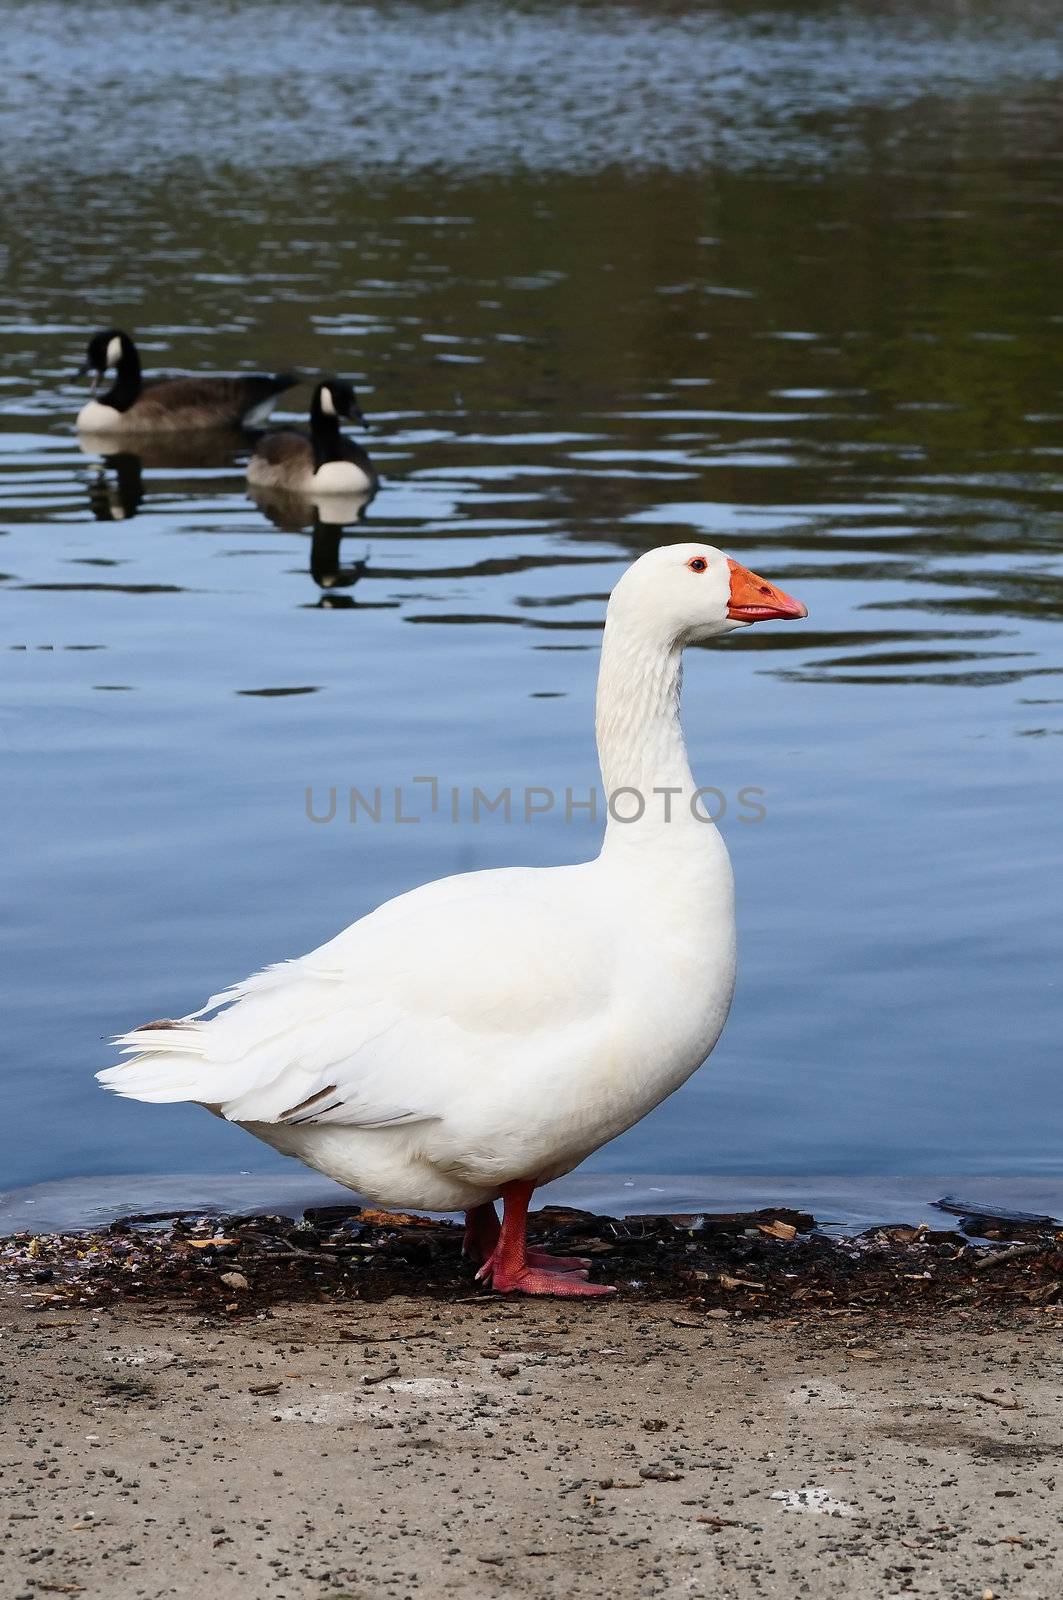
318, 386, 336, 416
106, 334, 123, 367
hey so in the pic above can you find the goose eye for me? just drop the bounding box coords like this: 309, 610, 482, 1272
687, 557, 707, 573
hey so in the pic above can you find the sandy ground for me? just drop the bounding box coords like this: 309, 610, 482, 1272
1, 1288, 1060, 1600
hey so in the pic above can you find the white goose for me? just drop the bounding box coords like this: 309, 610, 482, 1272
99, 544, 806, 1298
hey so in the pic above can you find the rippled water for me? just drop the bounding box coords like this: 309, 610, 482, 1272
2, 1, 1062, 1202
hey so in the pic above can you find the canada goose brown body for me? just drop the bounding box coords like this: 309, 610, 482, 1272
246, 379, 377, 495
76, 329, 297, 435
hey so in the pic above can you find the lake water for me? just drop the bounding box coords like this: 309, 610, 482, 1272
2, 1, 1062, 1213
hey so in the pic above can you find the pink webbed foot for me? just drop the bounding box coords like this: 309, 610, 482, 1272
526, 1248, 594, 1274
468, 1180, 615, 1299
476, 1244, 614, 1298
475, 1246, 588, 1286
465, 1206, 590, 1273
482, 1261, 615, 1298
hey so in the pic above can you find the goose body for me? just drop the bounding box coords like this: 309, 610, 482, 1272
99, 543, 806, 1296
76, 329, 297, 435
246, 379, 377, 495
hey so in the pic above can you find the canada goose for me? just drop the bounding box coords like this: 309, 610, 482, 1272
76, 329, 297, 434
246, 380, 377, 495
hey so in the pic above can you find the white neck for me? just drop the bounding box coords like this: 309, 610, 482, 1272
595, 611, 703, 849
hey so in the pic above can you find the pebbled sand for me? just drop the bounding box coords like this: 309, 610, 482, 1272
1, 1288, 1060, 1600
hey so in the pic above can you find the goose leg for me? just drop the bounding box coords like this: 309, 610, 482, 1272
464, 1199, 592, 1275
463, 1202, 500, 1262
475, 1180, 615, 1297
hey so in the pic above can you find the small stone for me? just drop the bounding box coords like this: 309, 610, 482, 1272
220, 1271, 249, 1291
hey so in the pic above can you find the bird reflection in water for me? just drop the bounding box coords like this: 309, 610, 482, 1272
78, 430, 249, 522
248, 486, 378, 609
78, 433, 385, 612
85, 451, 144, 521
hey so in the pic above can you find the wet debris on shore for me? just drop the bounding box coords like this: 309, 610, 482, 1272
3, 1202, 1061, 1320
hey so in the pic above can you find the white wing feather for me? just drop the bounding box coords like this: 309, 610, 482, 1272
99, 865, 612, 1129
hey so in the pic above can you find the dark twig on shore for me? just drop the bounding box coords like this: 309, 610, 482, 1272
972, 1242, 1045, 1272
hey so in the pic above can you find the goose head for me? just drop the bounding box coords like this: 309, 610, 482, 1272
609, 541, 806, 642
78, 328, 135, 384
312, 379, 367, 428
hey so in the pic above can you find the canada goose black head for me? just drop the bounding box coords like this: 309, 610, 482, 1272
311, 379, 366, 429
78, 328, 139, 386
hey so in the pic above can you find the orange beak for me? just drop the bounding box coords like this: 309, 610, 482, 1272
727, 558, 807, 623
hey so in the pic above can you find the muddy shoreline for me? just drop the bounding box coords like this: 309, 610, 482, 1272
5, 1202, 1062, 1322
